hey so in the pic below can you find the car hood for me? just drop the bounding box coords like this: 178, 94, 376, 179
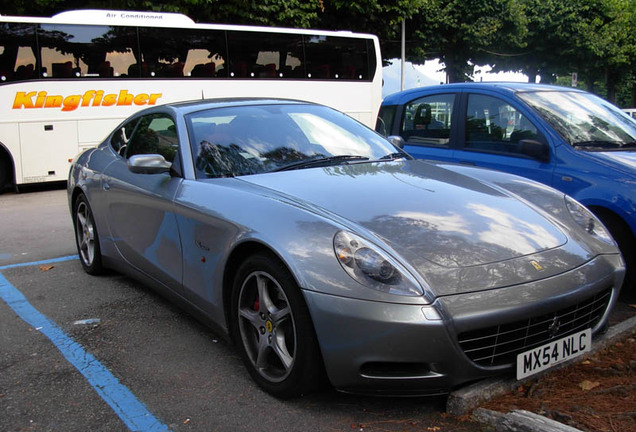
589, 150, 636, 174
240, 160, 567, 269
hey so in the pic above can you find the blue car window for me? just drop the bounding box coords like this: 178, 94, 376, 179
465, 94, 539, 157
400, 94, 454, 146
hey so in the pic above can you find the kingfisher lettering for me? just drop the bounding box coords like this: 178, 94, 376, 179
12, 90, 163, 112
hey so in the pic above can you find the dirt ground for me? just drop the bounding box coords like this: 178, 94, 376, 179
481, 297, 636, 432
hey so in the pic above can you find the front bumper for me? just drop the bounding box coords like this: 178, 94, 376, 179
303, 254, 624, 395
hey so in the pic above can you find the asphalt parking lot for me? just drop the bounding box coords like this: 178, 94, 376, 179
1, 187, 484, 432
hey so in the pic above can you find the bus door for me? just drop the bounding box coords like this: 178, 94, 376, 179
19, 121, 78, 183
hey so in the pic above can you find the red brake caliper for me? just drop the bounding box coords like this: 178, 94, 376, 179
252, 297, 260, 337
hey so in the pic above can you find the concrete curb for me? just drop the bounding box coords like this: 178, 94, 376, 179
472, 408, 582, 432
446, 315, 636, 431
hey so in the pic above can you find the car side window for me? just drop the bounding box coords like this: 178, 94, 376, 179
465, 94, 540, 157
111, 118, 139, 156
400, 94, 454, 146
376, 105, 396, 137
125, 114, 179, 163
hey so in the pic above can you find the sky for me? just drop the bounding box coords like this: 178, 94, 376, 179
382, 58, 534, 98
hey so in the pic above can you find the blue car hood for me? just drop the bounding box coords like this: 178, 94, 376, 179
590, 150, 636, 174
240, 160, 567, 268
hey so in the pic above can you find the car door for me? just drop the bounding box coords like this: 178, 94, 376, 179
452, 92, 555, 185
101, 112, 184, 291
397, 93, 459, 162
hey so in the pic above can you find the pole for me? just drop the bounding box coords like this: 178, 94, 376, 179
401, 18, 406, 91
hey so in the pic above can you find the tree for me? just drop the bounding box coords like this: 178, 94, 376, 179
489, 0, 634, 99
399, 0, 527, 82
317, 0, 426, 57
0, 0, 324, 28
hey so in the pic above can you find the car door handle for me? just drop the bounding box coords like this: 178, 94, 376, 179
103, 182, 110, 191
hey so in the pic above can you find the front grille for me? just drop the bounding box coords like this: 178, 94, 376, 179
457, 288, 611, 367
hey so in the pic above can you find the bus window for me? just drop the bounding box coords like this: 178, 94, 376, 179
0, 9, 381, 190
226, 31, 303, 79
138, 27, 227, 78
0, 23, 37, 82
38, 24, 138, 79
304, 35, 372, 81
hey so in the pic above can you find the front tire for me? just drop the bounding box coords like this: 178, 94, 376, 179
593, 209, 635, 294
231, 252, 324, 398
73, 194, 104, 275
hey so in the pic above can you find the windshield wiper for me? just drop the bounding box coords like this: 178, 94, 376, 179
269, 155, 370, 172
572, 141, 622, 150
573, 140, 636, 151
378, 152, 410, 161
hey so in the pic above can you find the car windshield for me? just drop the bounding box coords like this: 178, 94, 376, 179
518, 90, 636, 151
186, 103, 403, 178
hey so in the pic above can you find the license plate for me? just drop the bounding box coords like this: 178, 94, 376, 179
516, 328, 591, 380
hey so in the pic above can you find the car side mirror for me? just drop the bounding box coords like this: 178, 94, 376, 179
519, 139, 549, 162
128, 154, 172, 174
387, 135, 405, 149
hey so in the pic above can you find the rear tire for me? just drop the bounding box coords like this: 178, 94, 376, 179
73, 194, 104, 275
230, 252, 325, 398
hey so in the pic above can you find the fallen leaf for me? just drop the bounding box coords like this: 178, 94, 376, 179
39, 265, 54, 272
579, 380, 600, 391
581, 360, 591, 365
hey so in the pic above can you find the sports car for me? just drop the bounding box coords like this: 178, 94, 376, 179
68, 98, 625, 397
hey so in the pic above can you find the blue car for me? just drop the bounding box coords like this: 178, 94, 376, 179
377, 83, 636, 291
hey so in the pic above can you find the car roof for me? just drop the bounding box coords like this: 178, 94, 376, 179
135, 97, 313, 117
382, 82, 587, 105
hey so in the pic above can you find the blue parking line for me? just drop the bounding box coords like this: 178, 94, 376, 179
0, 256, 170, 432
0, 254, 79, 270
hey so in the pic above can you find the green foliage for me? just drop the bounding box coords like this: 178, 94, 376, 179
400, 0, 528, 82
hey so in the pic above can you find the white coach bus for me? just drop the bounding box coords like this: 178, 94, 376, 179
0, 10, 382, 190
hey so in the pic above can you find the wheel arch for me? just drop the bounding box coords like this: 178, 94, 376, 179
586, 204, 635, 239
0, 141, 16, 191
70, 186, 88, 221
587, 204, 635, 290
222, 241, 300, 333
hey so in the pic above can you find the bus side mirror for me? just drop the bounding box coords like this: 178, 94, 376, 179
387, 135, 405, 149
128, 154, 172, 174
519, 139, 549, 162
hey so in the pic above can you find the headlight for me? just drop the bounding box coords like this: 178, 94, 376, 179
564, 196, 615, 245
333, 231, 424, 296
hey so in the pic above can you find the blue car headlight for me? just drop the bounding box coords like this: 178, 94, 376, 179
333, 231, 424, 296
564, 196, 615, 246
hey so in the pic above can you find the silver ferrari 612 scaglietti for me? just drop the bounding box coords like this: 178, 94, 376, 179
68, 98, 625, 398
